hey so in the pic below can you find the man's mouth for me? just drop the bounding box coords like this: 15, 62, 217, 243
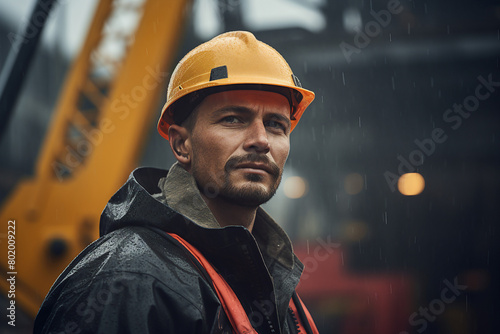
235, 162, 273, 174
225, 154, 280, 178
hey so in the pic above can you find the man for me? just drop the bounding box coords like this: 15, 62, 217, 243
34, 31, 317, 333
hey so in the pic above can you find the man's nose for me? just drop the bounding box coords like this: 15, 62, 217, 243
243, 121, 270, 153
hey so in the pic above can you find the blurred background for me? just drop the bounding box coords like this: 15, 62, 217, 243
0, 0, 499, 333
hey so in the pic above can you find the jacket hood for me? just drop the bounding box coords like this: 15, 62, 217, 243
100, 167, 177, 236
100, 168, 261, 255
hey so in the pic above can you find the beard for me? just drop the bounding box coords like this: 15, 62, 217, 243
219, 172, 282, 207
194, 153, 282, 207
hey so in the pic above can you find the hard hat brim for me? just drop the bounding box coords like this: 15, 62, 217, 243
157, 82, 314, 140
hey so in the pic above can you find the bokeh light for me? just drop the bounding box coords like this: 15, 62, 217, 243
283, 176, 308, 199
398, 173, 425, 196
344, 173, 364, 195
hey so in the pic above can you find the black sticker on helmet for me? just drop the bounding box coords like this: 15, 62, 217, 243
210, 65, 228, 81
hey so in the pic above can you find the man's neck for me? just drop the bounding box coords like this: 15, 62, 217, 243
200, 194, 257, 232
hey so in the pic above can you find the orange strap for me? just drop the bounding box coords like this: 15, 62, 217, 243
169, 233, 257, 334
289, 294, 320, 334
168, 233, 319, 334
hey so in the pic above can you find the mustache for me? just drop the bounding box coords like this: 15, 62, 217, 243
225, 154, 280, 177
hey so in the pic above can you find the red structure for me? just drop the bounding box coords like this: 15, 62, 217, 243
294, 242, 414, 333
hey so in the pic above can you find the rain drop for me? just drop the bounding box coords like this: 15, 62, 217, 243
342, 72, 346, 86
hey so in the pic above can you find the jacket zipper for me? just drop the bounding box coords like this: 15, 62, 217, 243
288, 306, 302, 334
241, 244, 277, 333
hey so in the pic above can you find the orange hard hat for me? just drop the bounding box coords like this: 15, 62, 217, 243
157, 31, 315, 140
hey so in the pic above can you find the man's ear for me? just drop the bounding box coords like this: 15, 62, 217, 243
168, 124, 191, 168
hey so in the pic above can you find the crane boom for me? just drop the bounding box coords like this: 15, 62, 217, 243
0, 0, 191, 317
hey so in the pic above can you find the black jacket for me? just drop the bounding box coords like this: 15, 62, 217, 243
34, 167, 308, 333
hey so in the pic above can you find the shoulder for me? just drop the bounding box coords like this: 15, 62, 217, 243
35, 226, 221, 333
56, 226, 212, 298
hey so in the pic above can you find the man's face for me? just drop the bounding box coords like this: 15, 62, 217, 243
187, 90, 291, 207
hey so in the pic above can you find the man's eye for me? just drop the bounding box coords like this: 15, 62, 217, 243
266, 120, 286, 132
221, 116, 240, 123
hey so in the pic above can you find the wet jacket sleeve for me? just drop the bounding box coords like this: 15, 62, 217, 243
34, 272, 211, 334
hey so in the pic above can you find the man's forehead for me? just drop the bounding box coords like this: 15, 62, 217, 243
200, 90, 292, 115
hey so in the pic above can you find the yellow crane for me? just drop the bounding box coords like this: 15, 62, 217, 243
0, 0, 191, 317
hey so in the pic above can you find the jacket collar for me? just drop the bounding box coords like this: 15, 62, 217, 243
160, 162, 220, 228
159, 162, 295, 269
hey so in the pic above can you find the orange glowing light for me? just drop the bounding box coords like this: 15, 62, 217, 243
398, 173, 425, 196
